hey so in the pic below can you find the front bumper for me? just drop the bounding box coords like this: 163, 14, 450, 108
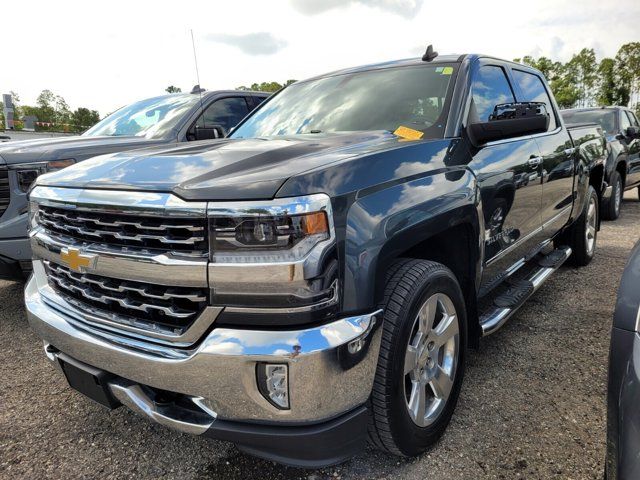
26, 262, 382, 464
0, 236, 31, 280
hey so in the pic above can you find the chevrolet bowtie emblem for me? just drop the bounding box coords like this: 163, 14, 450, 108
60, 247, 97, 272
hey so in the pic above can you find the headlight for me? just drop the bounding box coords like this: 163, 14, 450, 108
208, 194, 333, 263
208, 194, 339, 323
16, 159, 75, 192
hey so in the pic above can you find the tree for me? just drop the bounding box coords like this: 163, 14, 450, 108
597, 58, 629, 106
615, 42, 640, 107
165, 85, 182, 93
236, 80, 297, 92
567, 48, 598, 107
70, 107, 100, 132
515, 55, 579, 108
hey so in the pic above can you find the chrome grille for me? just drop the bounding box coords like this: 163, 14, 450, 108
38, 205, 207, 254
44, 260, 208, 332
0, 166, 8, 219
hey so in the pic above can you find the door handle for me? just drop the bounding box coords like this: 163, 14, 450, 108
528, 156, 542, 168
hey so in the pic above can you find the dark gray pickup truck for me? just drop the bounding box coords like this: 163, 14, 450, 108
25, 51, 606, 467
0, 89, 268, 279
562, 106, 640, 220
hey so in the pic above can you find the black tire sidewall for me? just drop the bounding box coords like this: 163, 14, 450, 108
605, 171, 621, 220
386, 268, 467, 456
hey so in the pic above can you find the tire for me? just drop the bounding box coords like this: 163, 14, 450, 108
564, 185, 599, 267
602, 171, 622, 221
368, 259, 467, 457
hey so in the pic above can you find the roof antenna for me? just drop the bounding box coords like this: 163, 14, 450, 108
422, 44, 438, 62
190, 29, 206, 127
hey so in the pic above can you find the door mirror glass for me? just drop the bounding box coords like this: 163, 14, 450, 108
194, 125, 226, 140
467, 102, 550, 147
626, 126, 639, 138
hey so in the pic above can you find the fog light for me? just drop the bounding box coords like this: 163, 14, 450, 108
257, 363, 289, 410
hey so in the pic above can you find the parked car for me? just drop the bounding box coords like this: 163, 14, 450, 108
25, 50, 606, 467
0, 89, 269, 280
561, 106, 640, 220
607, 239, 640, 480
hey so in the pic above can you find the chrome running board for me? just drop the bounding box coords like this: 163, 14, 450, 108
479, 246, 572, 336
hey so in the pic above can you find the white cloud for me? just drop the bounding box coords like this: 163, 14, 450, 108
1, 0, 638, 117
206, 32, 287, 55
290, 0, 424, 19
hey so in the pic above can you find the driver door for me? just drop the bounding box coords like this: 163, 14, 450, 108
466, 62, 545, 290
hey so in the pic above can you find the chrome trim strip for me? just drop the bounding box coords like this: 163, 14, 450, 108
31, 229, 208, 287
223, 281, 339, 315
635, 305, 640, 333
542, 205, 573, 230
30, 186, 207, 217
109, 382, 216, 435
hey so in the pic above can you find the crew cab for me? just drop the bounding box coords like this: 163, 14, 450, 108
561, 106, 640, 220
0, 89, 269, 279
25, 50, 606, 467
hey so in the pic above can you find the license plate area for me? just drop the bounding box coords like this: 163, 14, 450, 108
58, 353, 120, 409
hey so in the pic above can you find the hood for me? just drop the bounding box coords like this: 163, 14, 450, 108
0, 135, 167, 166
37, 131, 418, 200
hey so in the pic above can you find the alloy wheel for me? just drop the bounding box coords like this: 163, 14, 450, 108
404, 293, 460, 427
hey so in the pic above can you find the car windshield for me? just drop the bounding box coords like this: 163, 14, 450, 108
231, 64, 456, 139
562, 110, 616, 134
83, 94, 200, 139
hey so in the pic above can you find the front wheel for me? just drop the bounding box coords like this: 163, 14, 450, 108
602, 171, 622, 220
368, 259, 467, 457
564, 185, 599, 266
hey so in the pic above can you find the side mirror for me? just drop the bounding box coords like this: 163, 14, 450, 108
626, 126, 639, 138
194, 125, 226, 140
467, 102, 550, 147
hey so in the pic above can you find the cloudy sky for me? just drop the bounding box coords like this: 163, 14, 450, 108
2, 0, 638, 116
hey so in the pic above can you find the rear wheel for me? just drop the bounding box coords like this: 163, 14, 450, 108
564, 185, 598, 267
602, 171, 622, 220
368, 259, 467, 456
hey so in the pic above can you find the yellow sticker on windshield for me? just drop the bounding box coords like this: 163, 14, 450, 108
441, 66, 453, 75
394, 126, 424, 141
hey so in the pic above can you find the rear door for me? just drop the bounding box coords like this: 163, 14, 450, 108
467, 61, 545, 287
510, 68, 575, 235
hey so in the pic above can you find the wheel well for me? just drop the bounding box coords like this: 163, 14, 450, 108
616, 161, 626, 187
386, 223, 481, 345
590, 163, 604, 201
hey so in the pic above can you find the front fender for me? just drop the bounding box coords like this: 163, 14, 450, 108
342, 167, 479, 312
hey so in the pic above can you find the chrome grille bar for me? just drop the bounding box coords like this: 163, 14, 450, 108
44, 260, 207, 326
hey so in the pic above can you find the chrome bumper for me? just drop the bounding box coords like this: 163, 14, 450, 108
26, 266, 382, 427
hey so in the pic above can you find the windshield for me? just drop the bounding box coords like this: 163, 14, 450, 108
562, 110, 616, 134
231, 64, 456, 139
83, 94, 200, 139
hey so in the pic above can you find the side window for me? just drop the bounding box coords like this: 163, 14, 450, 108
620, 110, 632, 132
471, 66, 515, 122
512, 69, 557, 131
252, 95, 267, 108
196, 97, 250, 132
625, 110, 639, 127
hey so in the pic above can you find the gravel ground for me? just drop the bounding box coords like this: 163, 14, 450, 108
2, 192, 639, 480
